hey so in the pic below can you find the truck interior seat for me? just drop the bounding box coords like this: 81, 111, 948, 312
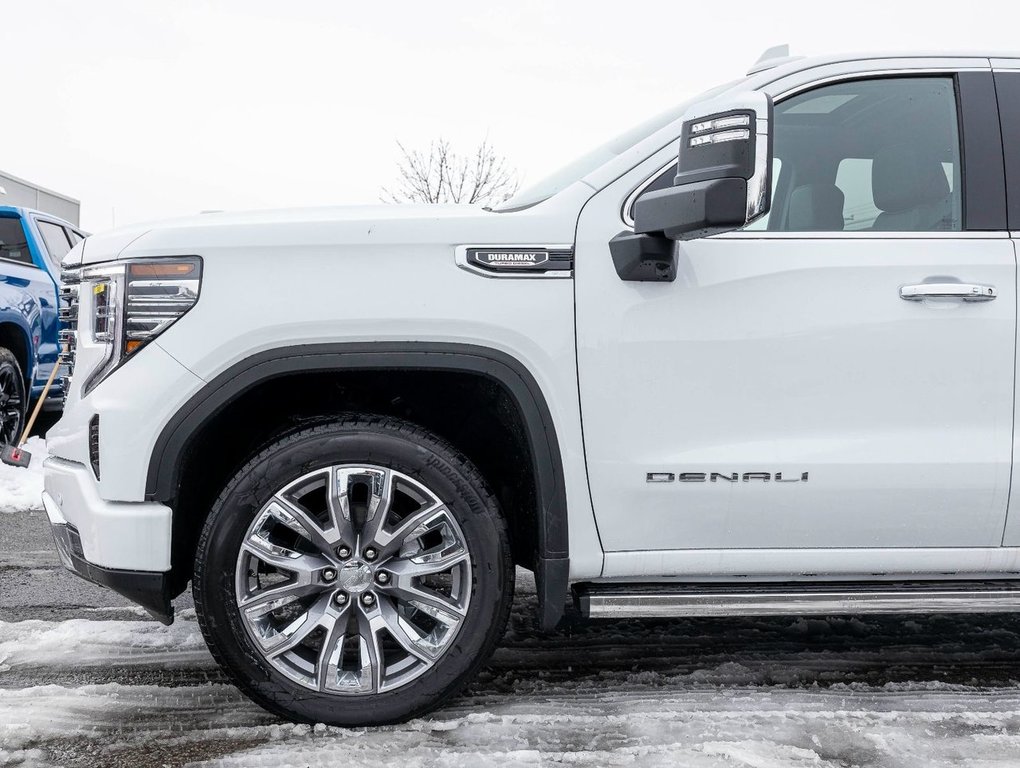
787, 183, 846, 231
871, 145, 954, 231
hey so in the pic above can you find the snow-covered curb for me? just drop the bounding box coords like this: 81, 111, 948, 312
0, 436, 48, 514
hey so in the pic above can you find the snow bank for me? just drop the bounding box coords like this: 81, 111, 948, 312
4, 608, 1020, 766
0, 616, 211, 670
0, 436, 48, 514
0, 682, 272, 753
205, 689, 1020, 767
2, 685, 1005, 768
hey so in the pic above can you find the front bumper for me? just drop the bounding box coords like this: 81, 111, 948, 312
42, 456, 175, 623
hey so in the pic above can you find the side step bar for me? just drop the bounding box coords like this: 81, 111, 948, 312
577, 581, 1020, 619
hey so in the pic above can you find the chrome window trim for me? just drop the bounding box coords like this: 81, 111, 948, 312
619, 65, 988, 232
765, 65, 986, 103
454, 244, 574, 279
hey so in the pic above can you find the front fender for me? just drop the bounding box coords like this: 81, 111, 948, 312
146, 342, 571, 629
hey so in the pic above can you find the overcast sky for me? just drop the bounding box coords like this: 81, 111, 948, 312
3, 0, 1016, 232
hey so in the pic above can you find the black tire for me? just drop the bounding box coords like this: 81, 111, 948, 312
0, 347, 26, 447
193, 415, 514, 726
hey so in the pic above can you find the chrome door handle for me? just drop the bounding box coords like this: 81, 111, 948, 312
900, 283, 997, 302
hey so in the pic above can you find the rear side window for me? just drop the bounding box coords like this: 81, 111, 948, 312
768, 77, 962, 232
0, 217, 35, 266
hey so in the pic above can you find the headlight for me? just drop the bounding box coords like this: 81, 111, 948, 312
77, 256, 202, 394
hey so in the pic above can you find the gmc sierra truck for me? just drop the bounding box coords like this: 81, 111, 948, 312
43, 49, 1020, 726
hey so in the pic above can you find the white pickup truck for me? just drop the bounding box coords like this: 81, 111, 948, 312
43, 48, 1020, 725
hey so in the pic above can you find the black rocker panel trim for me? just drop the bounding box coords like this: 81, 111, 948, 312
146, 342, 571, 629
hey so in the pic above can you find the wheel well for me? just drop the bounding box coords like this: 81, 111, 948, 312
0, 322, 30, 387
167, 369, 541, 597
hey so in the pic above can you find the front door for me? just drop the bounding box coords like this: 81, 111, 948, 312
575, 70, 1016, 561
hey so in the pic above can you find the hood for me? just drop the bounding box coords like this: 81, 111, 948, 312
73, 188, 592, 266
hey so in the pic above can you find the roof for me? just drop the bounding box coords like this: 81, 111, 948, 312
747, 50, 1020, 83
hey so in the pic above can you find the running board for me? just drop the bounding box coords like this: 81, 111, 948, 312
577, 581, 1020, 619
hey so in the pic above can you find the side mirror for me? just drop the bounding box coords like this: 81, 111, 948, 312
612, 92, 773, 282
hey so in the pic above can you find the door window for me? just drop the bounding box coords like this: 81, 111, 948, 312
0, 217, 35, 266
764, 77, 962, 232
37, 221, 73, 272
38, 221, 72, 259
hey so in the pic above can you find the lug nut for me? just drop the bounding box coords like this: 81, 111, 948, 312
336, 545, 352, 559
322, 568, 337, 582
360, 592, 376, 607
363, 547, 378, 562
375, 571, 390, 585
334, 592, 348, 606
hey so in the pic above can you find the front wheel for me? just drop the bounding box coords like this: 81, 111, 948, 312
193, 416, 514, 726
0, 348, 26, 447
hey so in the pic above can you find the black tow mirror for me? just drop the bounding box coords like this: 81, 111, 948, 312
633, 177, 749, 241
612, 93, 773, 282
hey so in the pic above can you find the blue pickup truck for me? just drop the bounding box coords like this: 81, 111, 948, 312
0, 206, 85, 445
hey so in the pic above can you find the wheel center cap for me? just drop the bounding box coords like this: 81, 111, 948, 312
337, 562, 373, 593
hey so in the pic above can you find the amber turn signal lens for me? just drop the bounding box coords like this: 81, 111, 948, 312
128, 262, 196, 278
125, 340, 144, 355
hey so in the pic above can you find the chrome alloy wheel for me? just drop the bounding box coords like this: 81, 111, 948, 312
234, 465, 473, 695
0, 360, 24, 447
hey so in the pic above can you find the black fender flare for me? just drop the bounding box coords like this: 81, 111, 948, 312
147, 342, 570, 629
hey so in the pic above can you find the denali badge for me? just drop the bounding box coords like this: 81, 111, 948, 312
647, 471, 809, 483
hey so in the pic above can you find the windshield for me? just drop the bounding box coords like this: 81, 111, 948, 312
496, 80, 740, 211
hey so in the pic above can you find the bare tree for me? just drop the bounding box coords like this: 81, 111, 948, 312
382, 138, 519, 206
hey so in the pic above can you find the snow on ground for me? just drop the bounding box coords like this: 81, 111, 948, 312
0, 682, 272, 755
3, 643, 1020, 767
0, 437, 48, 514
6, 459, 1020, 765
0, 612, 208, 671
194, 688, 1020, 768
5, 601, 1020, 766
